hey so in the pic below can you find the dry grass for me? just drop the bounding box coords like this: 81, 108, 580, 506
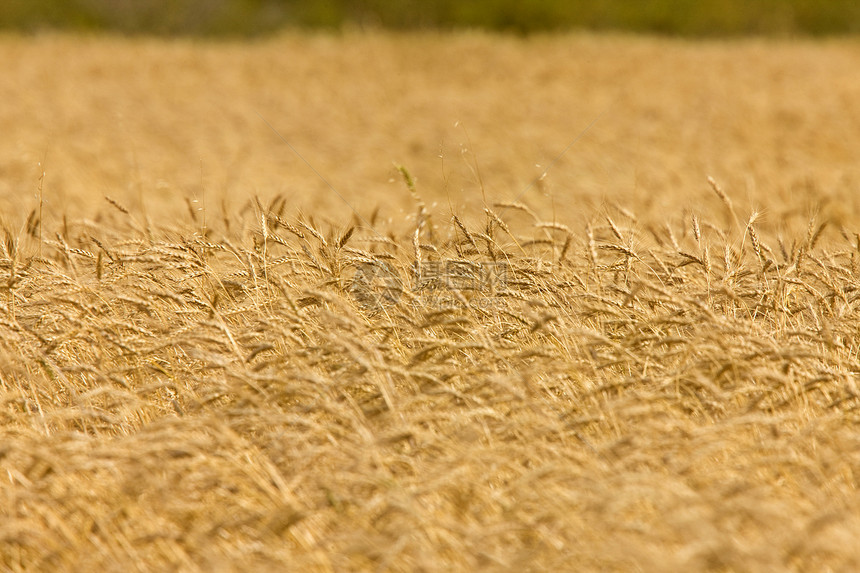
2, 32, 860, 572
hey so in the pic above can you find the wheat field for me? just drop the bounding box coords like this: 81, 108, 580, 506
2, 32, 860, 572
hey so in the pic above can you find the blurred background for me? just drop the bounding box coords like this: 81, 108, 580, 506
3, 0, 860, 37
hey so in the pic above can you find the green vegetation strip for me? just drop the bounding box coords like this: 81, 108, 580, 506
4, 0, 860, 37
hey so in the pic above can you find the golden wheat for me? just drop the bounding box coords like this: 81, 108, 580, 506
1, 180, 859, 570
2, 31, 860, 573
